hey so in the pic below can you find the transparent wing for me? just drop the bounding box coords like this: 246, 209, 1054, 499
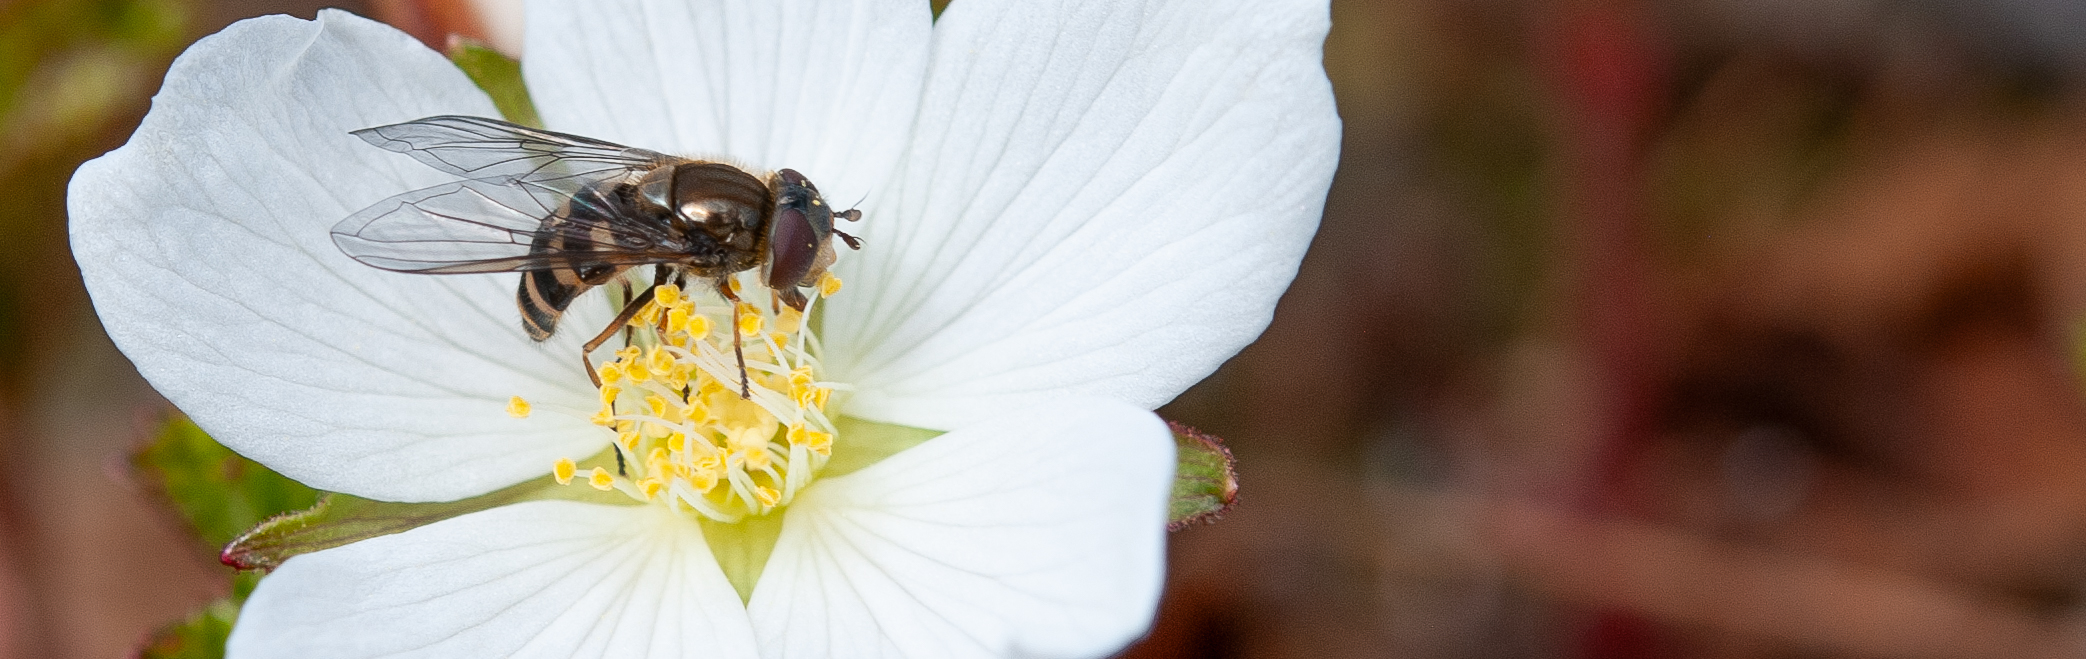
331, 177, 694, 274
353, 115, 673, 196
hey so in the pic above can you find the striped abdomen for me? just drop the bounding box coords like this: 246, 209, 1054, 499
518, 186, 631, 340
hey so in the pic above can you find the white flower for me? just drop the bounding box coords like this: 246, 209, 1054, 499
68, 0, 1337, 657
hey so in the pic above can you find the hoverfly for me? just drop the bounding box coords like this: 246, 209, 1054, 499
331, 116, 861, 395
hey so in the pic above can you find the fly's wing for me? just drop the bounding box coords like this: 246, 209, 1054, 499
353, 115, 672, 196
331, 176, 694, 274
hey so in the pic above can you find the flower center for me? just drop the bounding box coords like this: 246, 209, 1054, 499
539, 271, 847, 522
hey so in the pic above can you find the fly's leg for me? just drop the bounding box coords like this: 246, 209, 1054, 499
717, 279, 751, 398
582, 285, 658, 388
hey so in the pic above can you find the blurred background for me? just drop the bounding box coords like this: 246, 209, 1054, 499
7, 0, 2086, 657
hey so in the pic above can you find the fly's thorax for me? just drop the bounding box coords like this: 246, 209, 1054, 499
671, 162, 770, 271
527, 270, 848, 523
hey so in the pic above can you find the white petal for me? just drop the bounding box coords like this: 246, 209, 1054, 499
523, 0, 931, 206
748, 398, 1174, 659
824, 0, 1342, 429
228, 501, 756, 659
68, 11, 609, 501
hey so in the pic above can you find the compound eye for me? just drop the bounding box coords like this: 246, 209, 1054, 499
765, 206, 820, 293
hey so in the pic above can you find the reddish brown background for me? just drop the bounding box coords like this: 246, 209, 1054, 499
11, 0, 2086, 657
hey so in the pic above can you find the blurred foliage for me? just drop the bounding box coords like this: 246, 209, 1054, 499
132, 416, 318, 659
447, 39, 540, 127
136, 598, 236, 659
132, 416, 322, 550
0, 0, 188, 387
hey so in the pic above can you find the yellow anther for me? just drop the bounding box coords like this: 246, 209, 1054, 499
588, 467, 614, 491
646, 395, 668, 417
666, 306, 692, 334
683, 400, 711, 425
775, 307, 804, 334
636, 301, 664, 328
617, 346, 642, 362
590, 408, 615, 426
788, 368, 816, 406
693, 454, 722, 473
687, 468, 718, 492
506, 396, 531, 418
739, 446, 771, 471
813, 387, 832, 410
801, 431, 833, 457
683, 313, 711, 340
666, 432, 688, 453
769, 331, 789, 349
599, 384, 621, 406
646, 447, 671, 472
617, 430, 640, 453
646, 346, 674, 374
753, 485, 780, 508
639, 477, 664, 500
656, 283, 682, 307
818, 272, 843, 297
661, 368, 690, 391
553, 458, 576, 485
597, 363, 624, 385
728, 277, 744, 294
625, 359, 652, 383
736, 304, 763, 337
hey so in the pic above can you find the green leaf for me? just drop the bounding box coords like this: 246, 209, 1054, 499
132, 416, 322, 550
446, 38, 542, 128
1167, 422, 1237, 531
136, 598, 237, 659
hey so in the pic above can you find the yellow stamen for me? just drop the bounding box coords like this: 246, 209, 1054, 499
506, 396, 531, 418
683, 311, 710, 339
553, 458, 576, 485
736, 303, 763, 336
818, 272, 843, 297
646, 346, 674, 375
775, 307, 804, 334
557, 269, 845, 522
800, 430, 833, 457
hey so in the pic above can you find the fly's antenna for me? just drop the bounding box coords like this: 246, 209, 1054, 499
836, 193, 868, 222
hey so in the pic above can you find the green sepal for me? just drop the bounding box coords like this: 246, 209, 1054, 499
132, 416, 322, 551
220, 471, 627, 571
1166, 421, 1237, 531
446, 38, 542, 128
136, 597, 238, 659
